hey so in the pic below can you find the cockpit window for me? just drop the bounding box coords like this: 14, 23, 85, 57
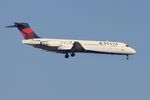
126, 44, 129, 47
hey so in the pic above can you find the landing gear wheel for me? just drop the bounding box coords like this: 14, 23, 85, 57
71, 53, 75, 57
65, 53, 69, 58
126, 55, 129, 60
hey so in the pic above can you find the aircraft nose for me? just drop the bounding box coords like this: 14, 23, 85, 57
130, 48, 136, 54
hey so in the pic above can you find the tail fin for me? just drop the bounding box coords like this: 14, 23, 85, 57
6, 22, 40, 39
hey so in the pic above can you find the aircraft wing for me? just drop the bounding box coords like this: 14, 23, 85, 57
71, 42, 85, 52
58, 41, 85, 52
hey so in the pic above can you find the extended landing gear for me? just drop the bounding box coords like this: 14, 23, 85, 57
65, 52, 75, 58
126, 55, 129, 60
71, 52, 75, 57
65, 53, 69, 58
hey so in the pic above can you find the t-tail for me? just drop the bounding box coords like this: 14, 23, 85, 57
6, 22, 40, 39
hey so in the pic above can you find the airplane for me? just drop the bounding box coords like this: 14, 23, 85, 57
6, 22, 136, 59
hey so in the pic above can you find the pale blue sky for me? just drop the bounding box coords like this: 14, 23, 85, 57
0, 0, 150, 100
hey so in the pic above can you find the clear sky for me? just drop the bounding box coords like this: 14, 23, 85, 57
0, 0, 150, 100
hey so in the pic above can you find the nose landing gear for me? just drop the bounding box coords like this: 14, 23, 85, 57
126, 55, 129, 60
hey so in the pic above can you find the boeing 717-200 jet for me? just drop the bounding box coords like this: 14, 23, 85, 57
6, 22, 136, 59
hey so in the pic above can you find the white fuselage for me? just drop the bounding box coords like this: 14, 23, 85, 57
22, 38, 136, 56
6, 22, 136, 59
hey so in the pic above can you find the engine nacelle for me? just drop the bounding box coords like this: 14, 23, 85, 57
41, 41, 61, 47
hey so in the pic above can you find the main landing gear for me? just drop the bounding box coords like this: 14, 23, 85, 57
71, 52, 75, 57
65, 53, 69, 58
65, 52, 75, 58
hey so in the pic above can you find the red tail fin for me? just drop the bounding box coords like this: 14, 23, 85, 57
6, 22, 40, 39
